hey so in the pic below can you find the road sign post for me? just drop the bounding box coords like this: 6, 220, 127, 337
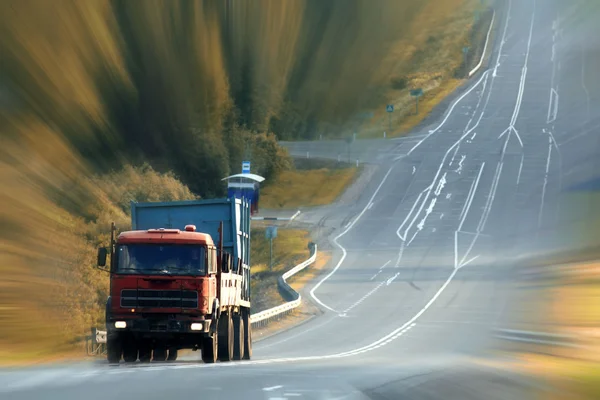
265, 226, 278, 270
410, 88, 423, 115
386, 104, 394, 133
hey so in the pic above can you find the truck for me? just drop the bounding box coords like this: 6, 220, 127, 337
95, 197, 252, 364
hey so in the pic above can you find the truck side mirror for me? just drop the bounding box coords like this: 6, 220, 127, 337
97, 248, 108, 268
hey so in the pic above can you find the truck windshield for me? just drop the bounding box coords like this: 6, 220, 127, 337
116, 244, 206, 276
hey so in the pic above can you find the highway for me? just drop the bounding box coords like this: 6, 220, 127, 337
2, 0, 599, 398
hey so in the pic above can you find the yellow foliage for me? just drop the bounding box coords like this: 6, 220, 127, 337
261, 168, 359, 209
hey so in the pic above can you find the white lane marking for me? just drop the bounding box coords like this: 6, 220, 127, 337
460, 255, 480, 268
450, 145, 460, 166
310, 165, 395, 312
284, 394, 302, 397
508, 0, 535, 134
386, 273, 400, 286
478, 162, 503, 233
458, 162, 486, 232
394, 241, 406, 268
493, 0, 512, 77
517, 153, 524, 185
263, 385, 284, 391
455, 155, 466, 174
396, 191, 423, 240
434, 173, 447, 196
547, 88, 559, 124
412, 165, 416, 174
344, 270, 397, 313
370, 260, 391, 280
367, 203, 373, 210
538, 136, 552, 228
446, 193, 452, 199
403, 70, 491, 157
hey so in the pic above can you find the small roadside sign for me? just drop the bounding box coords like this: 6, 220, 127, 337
386, 104, 394, 113
410, 88, 423, 97
265, 226, 277, 239
242, 161, 250, 174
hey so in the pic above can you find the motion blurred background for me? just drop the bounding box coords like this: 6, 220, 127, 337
0, 0, 598, 397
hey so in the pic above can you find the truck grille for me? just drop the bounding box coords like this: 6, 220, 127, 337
120, 289, 198, 309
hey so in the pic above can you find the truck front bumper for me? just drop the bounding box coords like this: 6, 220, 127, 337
107, 317, 211, 335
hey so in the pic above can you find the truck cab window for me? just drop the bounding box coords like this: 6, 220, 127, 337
116, 244, 207, 276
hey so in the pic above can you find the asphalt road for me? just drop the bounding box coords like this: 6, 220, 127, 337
2, 0, 599, 398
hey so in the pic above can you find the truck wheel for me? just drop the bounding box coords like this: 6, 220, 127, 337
107, 335, 122, 364
123, 340, 138, 363
167, 348, 178, 361
233, 314, 244, 361
242, 310, 252, 360
153, 347, 167, 362
218, 312, 234, 362
201, 334, 218, 363
138, 345, 151, 363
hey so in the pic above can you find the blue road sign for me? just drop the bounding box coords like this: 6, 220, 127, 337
410, 88, 423, 97
386, 104, 394, 113
265, 226, 278, 239
242, 161, 251, 174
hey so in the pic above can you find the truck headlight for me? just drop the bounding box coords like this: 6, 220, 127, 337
190, 323, 203, 331
114, 321, 127, 329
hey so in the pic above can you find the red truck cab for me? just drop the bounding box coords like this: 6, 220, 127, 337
97, 223, 251, 364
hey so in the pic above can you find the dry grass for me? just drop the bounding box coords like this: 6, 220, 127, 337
358, 0, 487, 138
288, 252, 332, 293
253, 251, 331, 341
250, 228, 311, 313
0, 165, 197, 365
260, 167, 360, 209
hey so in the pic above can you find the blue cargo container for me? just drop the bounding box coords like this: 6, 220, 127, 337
130, 197, 251, 267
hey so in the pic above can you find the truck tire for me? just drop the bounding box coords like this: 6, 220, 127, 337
167, 348, 178, 361
153, 347, 167, 362
107, 335, 122, 364
123, 341, 138, 363
242, 310, 252, 360
201, 334, 218, 363
232, 314, 245, 361
218, 312, 234, 362
138, 344, 151, 363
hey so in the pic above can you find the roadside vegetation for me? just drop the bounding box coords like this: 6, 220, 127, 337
1, 0, 495, 363
249, 228, 311, 313
261, 160, 360, 209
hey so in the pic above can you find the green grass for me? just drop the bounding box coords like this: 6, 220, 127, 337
260, 167, 360, 209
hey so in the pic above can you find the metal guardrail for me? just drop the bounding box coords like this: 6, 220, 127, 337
250, 244, 317, 328
86, 327, 107, 356
87, 245, 318, 355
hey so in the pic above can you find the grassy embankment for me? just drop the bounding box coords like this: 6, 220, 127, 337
359, 3, 494, 138
260, 159, 360, 209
